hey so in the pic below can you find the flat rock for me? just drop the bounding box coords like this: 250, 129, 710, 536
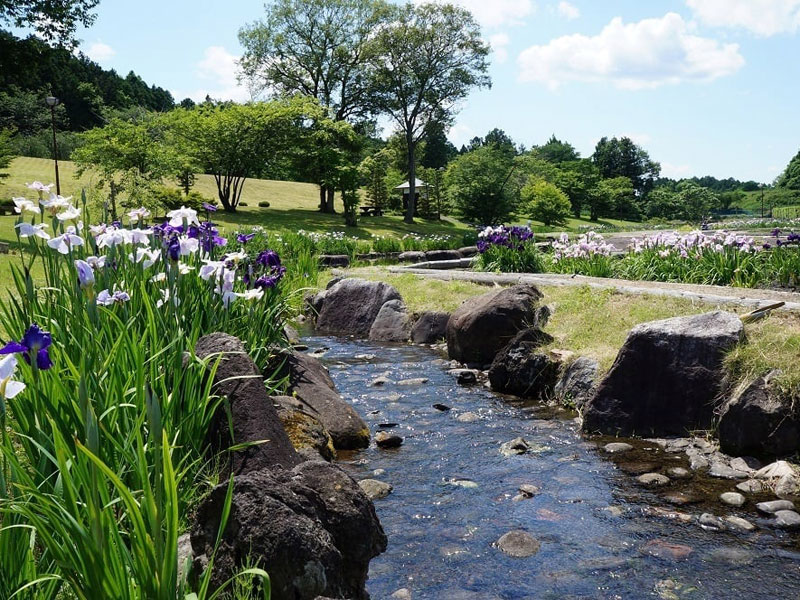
500, 437, 533, 457
774, 510, 800, 529
730, 456, 762, 472
708, 462, 749, 480
457, 412, 480, 423
638, 473, 670, 487
496, 530, 541, 558
390, 589, 412, 600
699, 513, 726, 531
756, 499, 795, 514
755, 460, 796, 480
720, 492, 746, 507
358, 479, 393, 500
640, 539, 693, 561
667, 467, 691, 479
375, 431, 403, 449
604, 442, 634, 454
432, 403, 451, 411
775, 472, 800, 500
736, 479, 764, 493
397, 378, 428, 386
725, 515, 756, 532
662, 491, 701, 506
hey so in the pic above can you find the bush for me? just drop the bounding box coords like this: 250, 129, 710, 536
774, 205, 800, 219
522, 178, 571, 227
258, 200, 270, 208
372, 236, 403, 253
152, 186, 216, 212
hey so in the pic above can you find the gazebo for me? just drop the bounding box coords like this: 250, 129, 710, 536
394, 178, 429, 213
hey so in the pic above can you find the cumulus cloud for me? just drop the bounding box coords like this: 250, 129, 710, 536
686, 0, 800, 36
84, 41, 115, 63
448, 122, 475, 147
557, 1, 580, 20
517, 13, 744, 90
661, 162, 692, 178
414, 0, 535, 28
176, 46, 251, 103
489, 33, 511, 63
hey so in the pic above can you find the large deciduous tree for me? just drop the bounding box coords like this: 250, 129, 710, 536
0, 0, 99, 46
777, 148, 800, 191
445, 145, 515, 226
370, 2, 490, 223
238, 0, 389, 213
592, 136, 660, 199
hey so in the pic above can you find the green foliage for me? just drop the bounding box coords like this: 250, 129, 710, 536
418, 166, 447, 219
645, 187, 681, 219
536, 134, 579, 164
773, 205, 800, 219
337, 163, 361, 227
0, 128, 13, 180
592, 136, 660, 198
372, 235, 402, 253
445, 146, 516, 225
600, 176, 639, 221
0, 0, 99, 46
677, 181, 716, 222
476, 242, 544, 273
777, 148, 800, 191
151, 186, 215, 212
523, 178, 571, 226
552, 159, 599, 218
360, 149, 392, 211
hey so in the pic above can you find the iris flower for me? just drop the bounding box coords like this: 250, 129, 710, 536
0, 323, 53, 370
237, 233, 255, 244
0, 355, 25, 400
127, 207, 151, 224
131, 248, 160, 268
97, 289, 131, 305
74, 259, 95, 288
86, 255, 106, 269
40, 194, 72, 216
167, 206, 200, 228
13, 197, 40, 214
16, 222, 50, 240
56, 205, 81, 222
47, 231, 84, 254
202, 203, 217, 213
26, 181, 53, 197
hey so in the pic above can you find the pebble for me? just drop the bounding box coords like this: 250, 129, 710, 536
370, 376, 390, 387
688, 453, 710, 471
730, 456, 761, 473
603, 442, 633, 454
397, 378, 428, 386
756, 499, 795, 514
640, 539, 693, 561
496, 530, 541, 558
518, 484, 540, 497
355, 353, 376, 360
358, 479, 393, 500
774, 510, 800, 529
736, 479, 764, 494
373, 468, 386, 476
667, 467, 691, 479
662, 491, 700, 506
699, 513, 726, 531
378, 422, 398, 429
725, 515, 756, 532
720, 492, 746, 507
756, 500, 794, 515
390, 589, 412, 600
432, 403, 451, 411
456, 412, 480, 423
637, 472, 670, 487
375, 431, 403, 449
500, 437, 532, 457
448, 478, 478, 489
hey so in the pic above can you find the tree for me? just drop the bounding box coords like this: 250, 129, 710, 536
370, 2, 490, 223
537, 135, 579, 164
420, 113, 457, 169
592, 136, 660, 198
0, 0, 99, 46
337, 163, 361, 226
645, 187, 681, 219
72, 114, 180, 218
777, 148, 800, 191
523, 178, 571, 227
0, 128, 14, 182
716, 190, 745, 212
677, 182, 716, 222
553, 159, 599, 218
238, 0, 390, 213
418, 166, 447, 219
359, 148, 392, 211
445, 145, 515, 225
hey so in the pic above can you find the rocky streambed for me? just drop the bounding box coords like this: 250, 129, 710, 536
306, 335, 800, 600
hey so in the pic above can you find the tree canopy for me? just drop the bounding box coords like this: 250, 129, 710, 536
445, 145, 515, 225
592, 136, 660, 198
1, 0, 99, 46
778, 148, 800, 191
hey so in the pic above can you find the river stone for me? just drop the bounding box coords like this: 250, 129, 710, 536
736, 479, 764, 493
604, 442, 634, 454
425, 249, 463, 262
500, 436, 533, 457
272, 395, 336, 462
619, 461, 661, 476
730, 456, 761, 473
398, 251, 425, 263
756, 499, 795, 514
496, 530, 541, 558
638, 473, 670, 487
718, 370, 800, 458
755, 460, 796, 480
375, 431, 403, 449
316, 278, 402, 337
458, 245, 479, 257
519, 484, 540, 497
370, 376, 390, 387
488, 329, 559, 398
284, 323, 301, 345
449, 368, 478, 385
687, 450, 710, 471
708, 461, 749, 480
668, 467, 691, 479
390, 589, 412, 600
446, 284, 544, 364
358, 479, 393, 500
318, 254, 350, 268
190, 461, 386, 599
369, 299, 412, 342
725, 515, 756, 532
194, 333, 301, 475
554, 356, 599, 410
582, 311, 744, 437
270, 350, 370, 450
397, 377, 428, 386
720, 492, 746, 507
775, 472, 800, 500
662, 491, 702, 506
699, 513, 726, 531
640, 539, 693, 561
457, 412, 480, 423
410, 311, 450, 344
774, 510, 800, 529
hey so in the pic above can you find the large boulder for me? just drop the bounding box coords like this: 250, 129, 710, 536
316, 278, 402, 337
581, 311, 744, 436
554, 356, 600, 410
272, 395, 336, 462
717, 371, 800, 458
410, 311, 450, 344
191, 461, 387, 599
369, 299, 412, 342
446, 284, 545, 365
398, 251, 426, 263
488, 328, 559, 398
195, 333, 301, 475
425, 249, 462, 262
271, 350, 370, 449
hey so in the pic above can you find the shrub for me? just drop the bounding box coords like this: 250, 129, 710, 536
522, 178, 571, 227
152, 186, 216, 212
372, 236, 403, 253
258, 200, 271, 208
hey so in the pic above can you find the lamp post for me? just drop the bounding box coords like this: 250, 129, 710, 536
45, 96, 61, 196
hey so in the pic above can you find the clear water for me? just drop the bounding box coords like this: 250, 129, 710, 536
306, 336, 800, 600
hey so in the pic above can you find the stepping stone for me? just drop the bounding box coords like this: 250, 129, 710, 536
774, 510, 800, 529
397, 378, 428, 386
496, 530, 540, 558
668, 467, 691, 479
756, 500, 795, 514
736, 479, 763, 494
720, 492, 745, 507
725, 515, 756, 532
637, 473, 670, 487
604, 442, 634, 453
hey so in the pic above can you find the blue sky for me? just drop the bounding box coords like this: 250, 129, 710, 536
28, 0, 800, 182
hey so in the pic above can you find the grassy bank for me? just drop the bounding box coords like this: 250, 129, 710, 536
326, 271, 800, 392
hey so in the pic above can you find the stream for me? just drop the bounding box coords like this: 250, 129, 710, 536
305, 335, 800, 599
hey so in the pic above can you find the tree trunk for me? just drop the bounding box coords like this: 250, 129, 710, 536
405, 136, 416, 224
319, 186, 326, 212
326, 186, 336, 214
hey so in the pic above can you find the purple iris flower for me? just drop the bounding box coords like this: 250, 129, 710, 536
203, 203, 217, 213
772, 228, 781, 238
0, 323, 53, 370
167, 238, 181, 261
762, 242, 772, 250
256, 250, 281, 269
254, 274, 279, 289
237, 233, 255, 245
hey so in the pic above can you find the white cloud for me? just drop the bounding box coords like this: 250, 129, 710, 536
414, 0, 535, 28
661, 162, 692, 178
489, 33, 511, 63
686, 0, 800, 36
176, 46, 251, 103
448, 122, 475, 148
85, 41, 115, 63
557, 1, 580, 20
517, 13, 744, 90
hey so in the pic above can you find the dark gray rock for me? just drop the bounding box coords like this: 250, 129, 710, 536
398, 251, 426, 263
449, 368, 478, 385
318, 254, 350, 268
375, 431, 403, 448
191, 461, 387, 599
316, 278, 402, 337
272, 395, 336, 462
195, 333, 301, 475
270, 350, 370, 450
305, 290, 327, 318
284, 323, 301, 345
496, 530, 540, 558
457, 245, 479, 257
369, 299, 412, 342
555, 356, 599, 410
582, 311, 744, 437
488, 329, 559, 398
410, 311, 450, 344
446, 284, 544, 365
425, 249, 462, 262
718, 371, 800, 458
358, 479, 393, 500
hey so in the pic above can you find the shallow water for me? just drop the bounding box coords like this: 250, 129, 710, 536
306, 336, 800, 600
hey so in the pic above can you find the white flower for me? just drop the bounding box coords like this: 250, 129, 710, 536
127, 207, 151, 224
177, 262, 194, 275
131, 248, 160, 269
95, 226, 126, 248
178, 235, 199, 255
0, 355, 25, 400
150, 272, 167, 283
86, 255, 106, 269
26, 181, 53, 195
47, 232, 84, 254
89, 223, 108, 237
236, 288, 264, 302
127, 228, 153, 245
16, 222, 50, 240
220, 290, 237, 308
97, 289, 130, 306
56, 204, 81, 221
224, 250, 247, 264
167, 205, 199, 228
13, 197, 40, 214
156, 288, 180, 308
199, 259, 225, 281
40, 193, 72, 215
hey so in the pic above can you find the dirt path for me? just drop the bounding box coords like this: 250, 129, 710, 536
341, 266, 800, 313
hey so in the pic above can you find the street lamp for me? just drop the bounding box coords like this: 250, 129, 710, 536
45, 96, 61, 196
